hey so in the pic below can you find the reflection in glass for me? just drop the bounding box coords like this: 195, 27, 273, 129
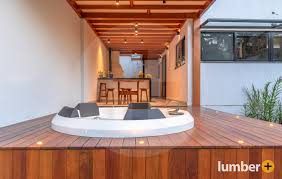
235, 32, 269, 61
273, 33, 282, 61
201, 33, 233, 61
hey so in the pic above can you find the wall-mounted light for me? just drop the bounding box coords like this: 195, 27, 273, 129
116, 0, 119, 5
176, 29, 180, 36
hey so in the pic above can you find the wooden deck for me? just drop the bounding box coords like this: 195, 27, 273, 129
1, 107, 282, 179
1, 107, 282, 149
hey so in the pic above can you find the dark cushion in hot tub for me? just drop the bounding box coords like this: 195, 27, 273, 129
123, 109, 165, 120
128, 103, 152, 109
75, 102, 99, 117
58, 106, 79, 118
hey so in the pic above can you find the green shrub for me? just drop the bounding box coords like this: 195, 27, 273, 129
243, 77, 282, 123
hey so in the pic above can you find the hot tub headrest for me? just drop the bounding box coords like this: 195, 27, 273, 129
124, 109, 165, 120
58, 106, 79, 118
128, 103, 152, 109
75, 102, 99, 117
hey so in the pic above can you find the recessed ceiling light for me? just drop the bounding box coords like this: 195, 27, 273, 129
138, 140, 145, 144
124, 39, 127, 44
116, 0, 119, 5
36, 141, 43, 145
107, 39, 110, 44
135, 33, 138, 36
237, 140, 244, 144
135, 23, 138, 27
141, 39, 144, 44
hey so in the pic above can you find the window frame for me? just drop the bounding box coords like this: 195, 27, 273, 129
201, 31, 282, 63
175, 36, 186, 69
270, 32, 282, 61
201, 31, 234, 62
234, 31, 270, 62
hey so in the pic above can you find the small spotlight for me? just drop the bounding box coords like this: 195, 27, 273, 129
237, 140, 244, 144
236, 115, 240, 119
135, 27, 138, 33
124, 39, 127, 44
138, 140, 145, 144
270, 123, 274, 127
116, 0, 119, 5
107, 39, 110, 44
135, 33, 138, 36
135, 23, 138, 27
141, 39, 144, 44
36, 141, 43, 145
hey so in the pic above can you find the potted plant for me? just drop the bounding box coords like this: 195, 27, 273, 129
138, 71, 144, 78
98, 71, 103, 78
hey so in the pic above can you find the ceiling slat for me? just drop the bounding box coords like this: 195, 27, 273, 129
67, 0, 214, 56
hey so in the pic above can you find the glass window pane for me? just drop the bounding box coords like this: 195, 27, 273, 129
235, 32, 269, 61
201, 32, 233, 61
273, 33, 282, 61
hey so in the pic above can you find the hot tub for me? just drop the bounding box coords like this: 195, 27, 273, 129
51, 107, 194, 138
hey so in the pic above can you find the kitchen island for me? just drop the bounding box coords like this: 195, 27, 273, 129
97, 78, 151, 104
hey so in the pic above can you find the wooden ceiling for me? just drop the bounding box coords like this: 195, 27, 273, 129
67, 0, 214, 59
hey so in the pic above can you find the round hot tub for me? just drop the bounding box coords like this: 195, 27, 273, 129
51, 107, 194, 138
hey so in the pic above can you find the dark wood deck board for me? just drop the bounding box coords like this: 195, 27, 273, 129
0, 108, 282, 149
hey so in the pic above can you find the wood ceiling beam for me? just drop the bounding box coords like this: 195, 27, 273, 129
88, 20, 184, 24
83, 13, 197, 18
95, 28, 178, 31
93, 25, 180, 28
96, 30, 177, 33
87, 18, 185, 21
78, 5, 205, 10
76, 0, 207, 2
99, 34, 173, 37
105, 41, 167, 44
67, 0, 82, 17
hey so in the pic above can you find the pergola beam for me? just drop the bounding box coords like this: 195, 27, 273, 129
78, 5, 204, 10
83, 13, 197, 18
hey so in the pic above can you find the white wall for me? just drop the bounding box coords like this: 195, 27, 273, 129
83, 21, 109, 102
144, 60, 161, 97
163, 20, 189, 102
112, 51, 123, 78
199, 0, 282, 114
201, 0, 282, 23
0, 0, 109, 127
201, 63, 282, 114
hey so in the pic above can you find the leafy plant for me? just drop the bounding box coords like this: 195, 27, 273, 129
243, 77, 282, 123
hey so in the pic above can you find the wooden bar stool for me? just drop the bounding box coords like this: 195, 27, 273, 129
106, 88, 115, 104
140, 88, 149, 102
98, 83, 107, 102
121, 88, 132, 104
